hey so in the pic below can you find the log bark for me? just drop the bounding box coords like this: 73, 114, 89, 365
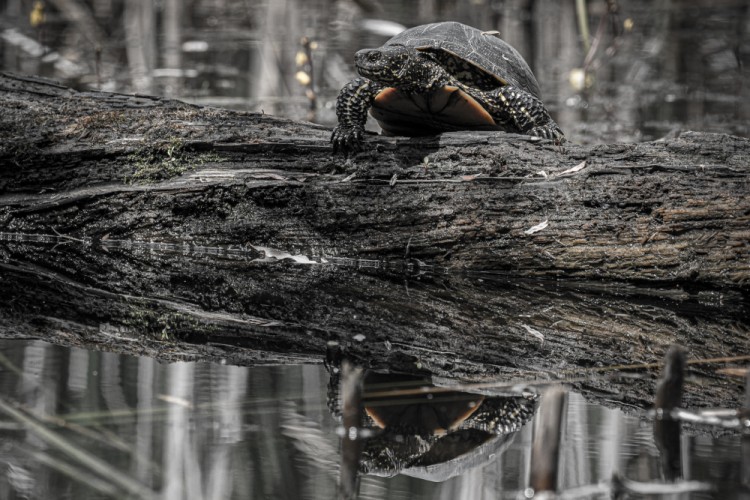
1, 72, 748, 410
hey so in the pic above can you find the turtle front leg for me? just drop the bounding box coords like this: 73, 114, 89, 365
332, 77, 384, 153
483, 85, 565, 143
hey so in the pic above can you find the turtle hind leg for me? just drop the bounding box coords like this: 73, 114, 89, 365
332, 77, 384, 153
482, 85, 566, 143
456, 393, 539, 434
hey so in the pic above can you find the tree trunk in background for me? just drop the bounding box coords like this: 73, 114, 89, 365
533, 0, 579, 127
93, 0, 113, 18
497, 0, 534, 66
124, 0, 156, 93
252, 0, 300, 116
163, 0, 183, 97
134, 356, 155, 488
415, 0, 497, 31
47, 0, 108, 49
0, 72, 748, 412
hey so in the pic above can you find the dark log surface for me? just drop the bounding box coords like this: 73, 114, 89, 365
1, 72, 749, 411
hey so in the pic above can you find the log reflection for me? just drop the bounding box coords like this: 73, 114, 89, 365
653, 345, 686, 482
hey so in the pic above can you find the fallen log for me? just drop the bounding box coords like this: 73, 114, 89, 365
1, 72, 748, 410
2, 73, 748, 288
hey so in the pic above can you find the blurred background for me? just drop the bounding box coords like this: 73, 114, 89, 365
1, 0, 748, 143
1, 2, 750, 498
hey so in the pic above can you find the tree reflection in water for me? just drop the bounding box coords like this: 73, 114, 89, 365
0, 339, 744, 499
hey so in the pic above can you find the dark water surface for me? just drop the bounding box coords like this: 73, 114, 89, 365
0, 339, 745, 499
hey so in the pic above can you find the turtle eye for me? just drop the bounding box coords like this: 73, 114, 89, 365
368, 51, 382, 62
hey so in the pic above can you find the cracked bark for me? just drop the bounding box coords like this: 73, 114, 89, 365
1, 72, 748, 410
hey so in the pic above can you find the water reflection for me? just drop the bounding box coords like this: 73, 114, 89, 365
0, 339, 746, 499
0, 340, 335, 499
335, 371, 538, 480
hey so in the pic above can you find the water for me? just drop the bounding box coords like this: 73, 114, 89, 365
0, 339, 745, 499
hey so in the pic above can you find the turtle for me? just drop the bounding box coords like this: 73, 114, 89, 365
331, 21, 564, 152
355, 372, 538, 478
324, 361, 539, 479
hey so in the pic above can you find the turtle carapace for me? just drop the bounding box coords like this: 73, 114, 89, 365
331, 21, 564, 152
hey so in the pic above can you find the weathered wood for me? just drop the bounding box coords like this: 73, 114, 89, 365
0, 72, 748, 411
1, 72, 748, 288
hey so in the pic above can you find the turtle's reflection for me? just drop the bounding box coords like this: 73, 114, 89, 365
330, 369, 538, 482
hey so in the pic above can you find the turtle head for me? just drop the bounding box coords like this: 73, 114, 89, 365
355, 45, 439, 90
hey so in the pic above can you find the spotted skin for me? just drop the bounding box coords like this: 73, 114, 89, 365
332, 44, 564, 152
453, 392, 539, 434
331, 77, 383, 152
491, 85, 565, 140
357, 392, 538, 476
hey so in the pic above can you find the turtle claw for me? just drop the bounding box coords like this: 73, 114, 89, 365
529, 123, 566, 144
331, 125, 365, 153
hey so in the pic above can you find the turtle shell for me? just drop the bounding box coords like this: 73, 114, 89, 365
362, 372, 485, 435
370, 22, 542, 135
384, 21, 541, 97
